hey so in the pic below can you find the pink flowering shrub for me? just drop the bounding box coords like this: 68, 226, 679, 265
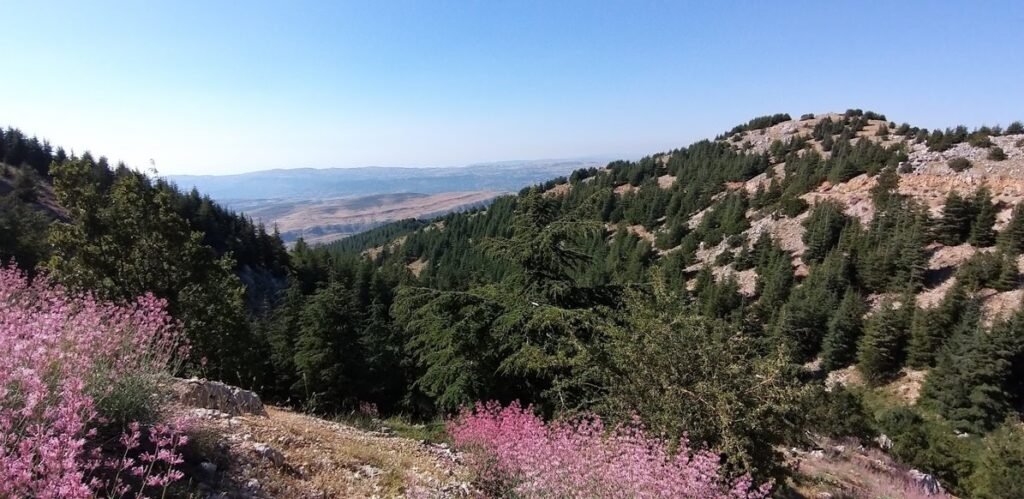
449, 402, 772, 498
0, 265, 190, 498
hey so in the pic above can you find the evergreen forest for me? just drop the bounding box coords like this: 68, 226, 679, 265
4, 111, 1024, 496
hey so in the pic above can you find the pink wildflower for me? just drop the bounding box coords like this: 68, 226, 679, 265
0, 265, 189, 497
449, 401, 772, 498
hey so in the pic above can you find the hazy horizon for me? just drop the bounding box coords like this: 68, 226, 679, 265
164, 155, 620, 178
4, 1, 1022, 175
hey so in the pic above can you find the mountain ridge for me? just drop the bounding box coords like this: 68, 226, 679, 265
166, 158, 610, 201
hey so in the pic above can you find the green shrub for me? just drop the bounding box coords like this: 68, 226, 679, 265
1006, 121, 1024, 135
947, 157, 972, 172
967, 419, 1024, 499
956, 251, 1002, 290
987, 147, 1007, 161
87, 367, 166, 429
714, 249, 734, 266
779, 196, 809, 217
804, 385, 874, 440
968, 133, 992, 148
800, 113, 815, 121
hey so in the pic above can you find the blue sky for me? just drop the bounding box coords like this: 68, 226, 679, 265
3, 1, 1022, 175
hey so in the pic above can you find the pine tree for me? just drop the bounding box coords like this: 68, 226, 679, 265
870, 165, 900, 208
935, 191, 974, 246
994, 251, 1019, 292
821, 288, 866, 371
772, 261, 843, 363
998, 204, 1024, 255
907, 281, 966, 368
753, 251, 794, 323
857, 298, 912, 385
12, 169, 38, 203
922, 305, 1011, 433
827, 158, 860, 184
292, 282, 367, 413
802, 200, 850, 263
894, 209, 931, 289
968, 187, 997, 247
821, 132, 834, 152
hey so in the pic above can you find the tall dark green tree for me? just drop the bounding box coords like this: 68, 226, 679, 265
921, 303, 1012, 434
821, 288, 866, 371
907, 282, 967, 368
802, 200, 851, 263
857, 297, 912, 385
291, 282, 366, 412
935, 191, 974, 246
999, 204, 1024, 254
968, 187, 997, 247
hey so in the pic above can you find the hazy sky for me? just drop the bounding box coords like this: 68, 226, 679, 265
3, 1, 1023, 175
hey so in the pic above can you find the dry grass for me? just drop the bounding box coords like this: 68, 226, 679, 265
243, 191, 502, 245
190, 406, 468, 498
789, 438, 951, 499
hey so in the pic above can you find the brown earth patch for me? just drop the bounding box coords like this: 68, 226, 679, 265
407, 258, 428, 277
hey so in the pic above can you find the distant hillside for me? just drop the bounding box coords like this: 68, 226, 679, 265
166, 159, 608, 201
236, 190, 503, 244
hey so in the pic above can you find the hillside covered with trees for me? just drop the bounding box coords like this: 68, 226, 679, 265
4, 111, 1024, 497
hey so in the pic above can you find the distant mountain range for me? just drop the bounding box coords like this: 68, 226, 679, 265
165, 159, 610, 202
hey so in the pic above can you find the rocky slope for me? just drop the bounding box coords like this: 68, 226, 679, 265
171, 379, 470, 498
686, 113, 1024, 322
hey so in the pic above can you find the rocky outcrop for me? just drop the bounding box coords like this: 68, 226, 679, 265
174, 377, 267, 416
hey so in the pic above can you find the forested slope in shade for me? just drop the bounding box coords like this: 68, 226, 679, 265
5, 111, 1024, 496
0, 123, 291, 388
